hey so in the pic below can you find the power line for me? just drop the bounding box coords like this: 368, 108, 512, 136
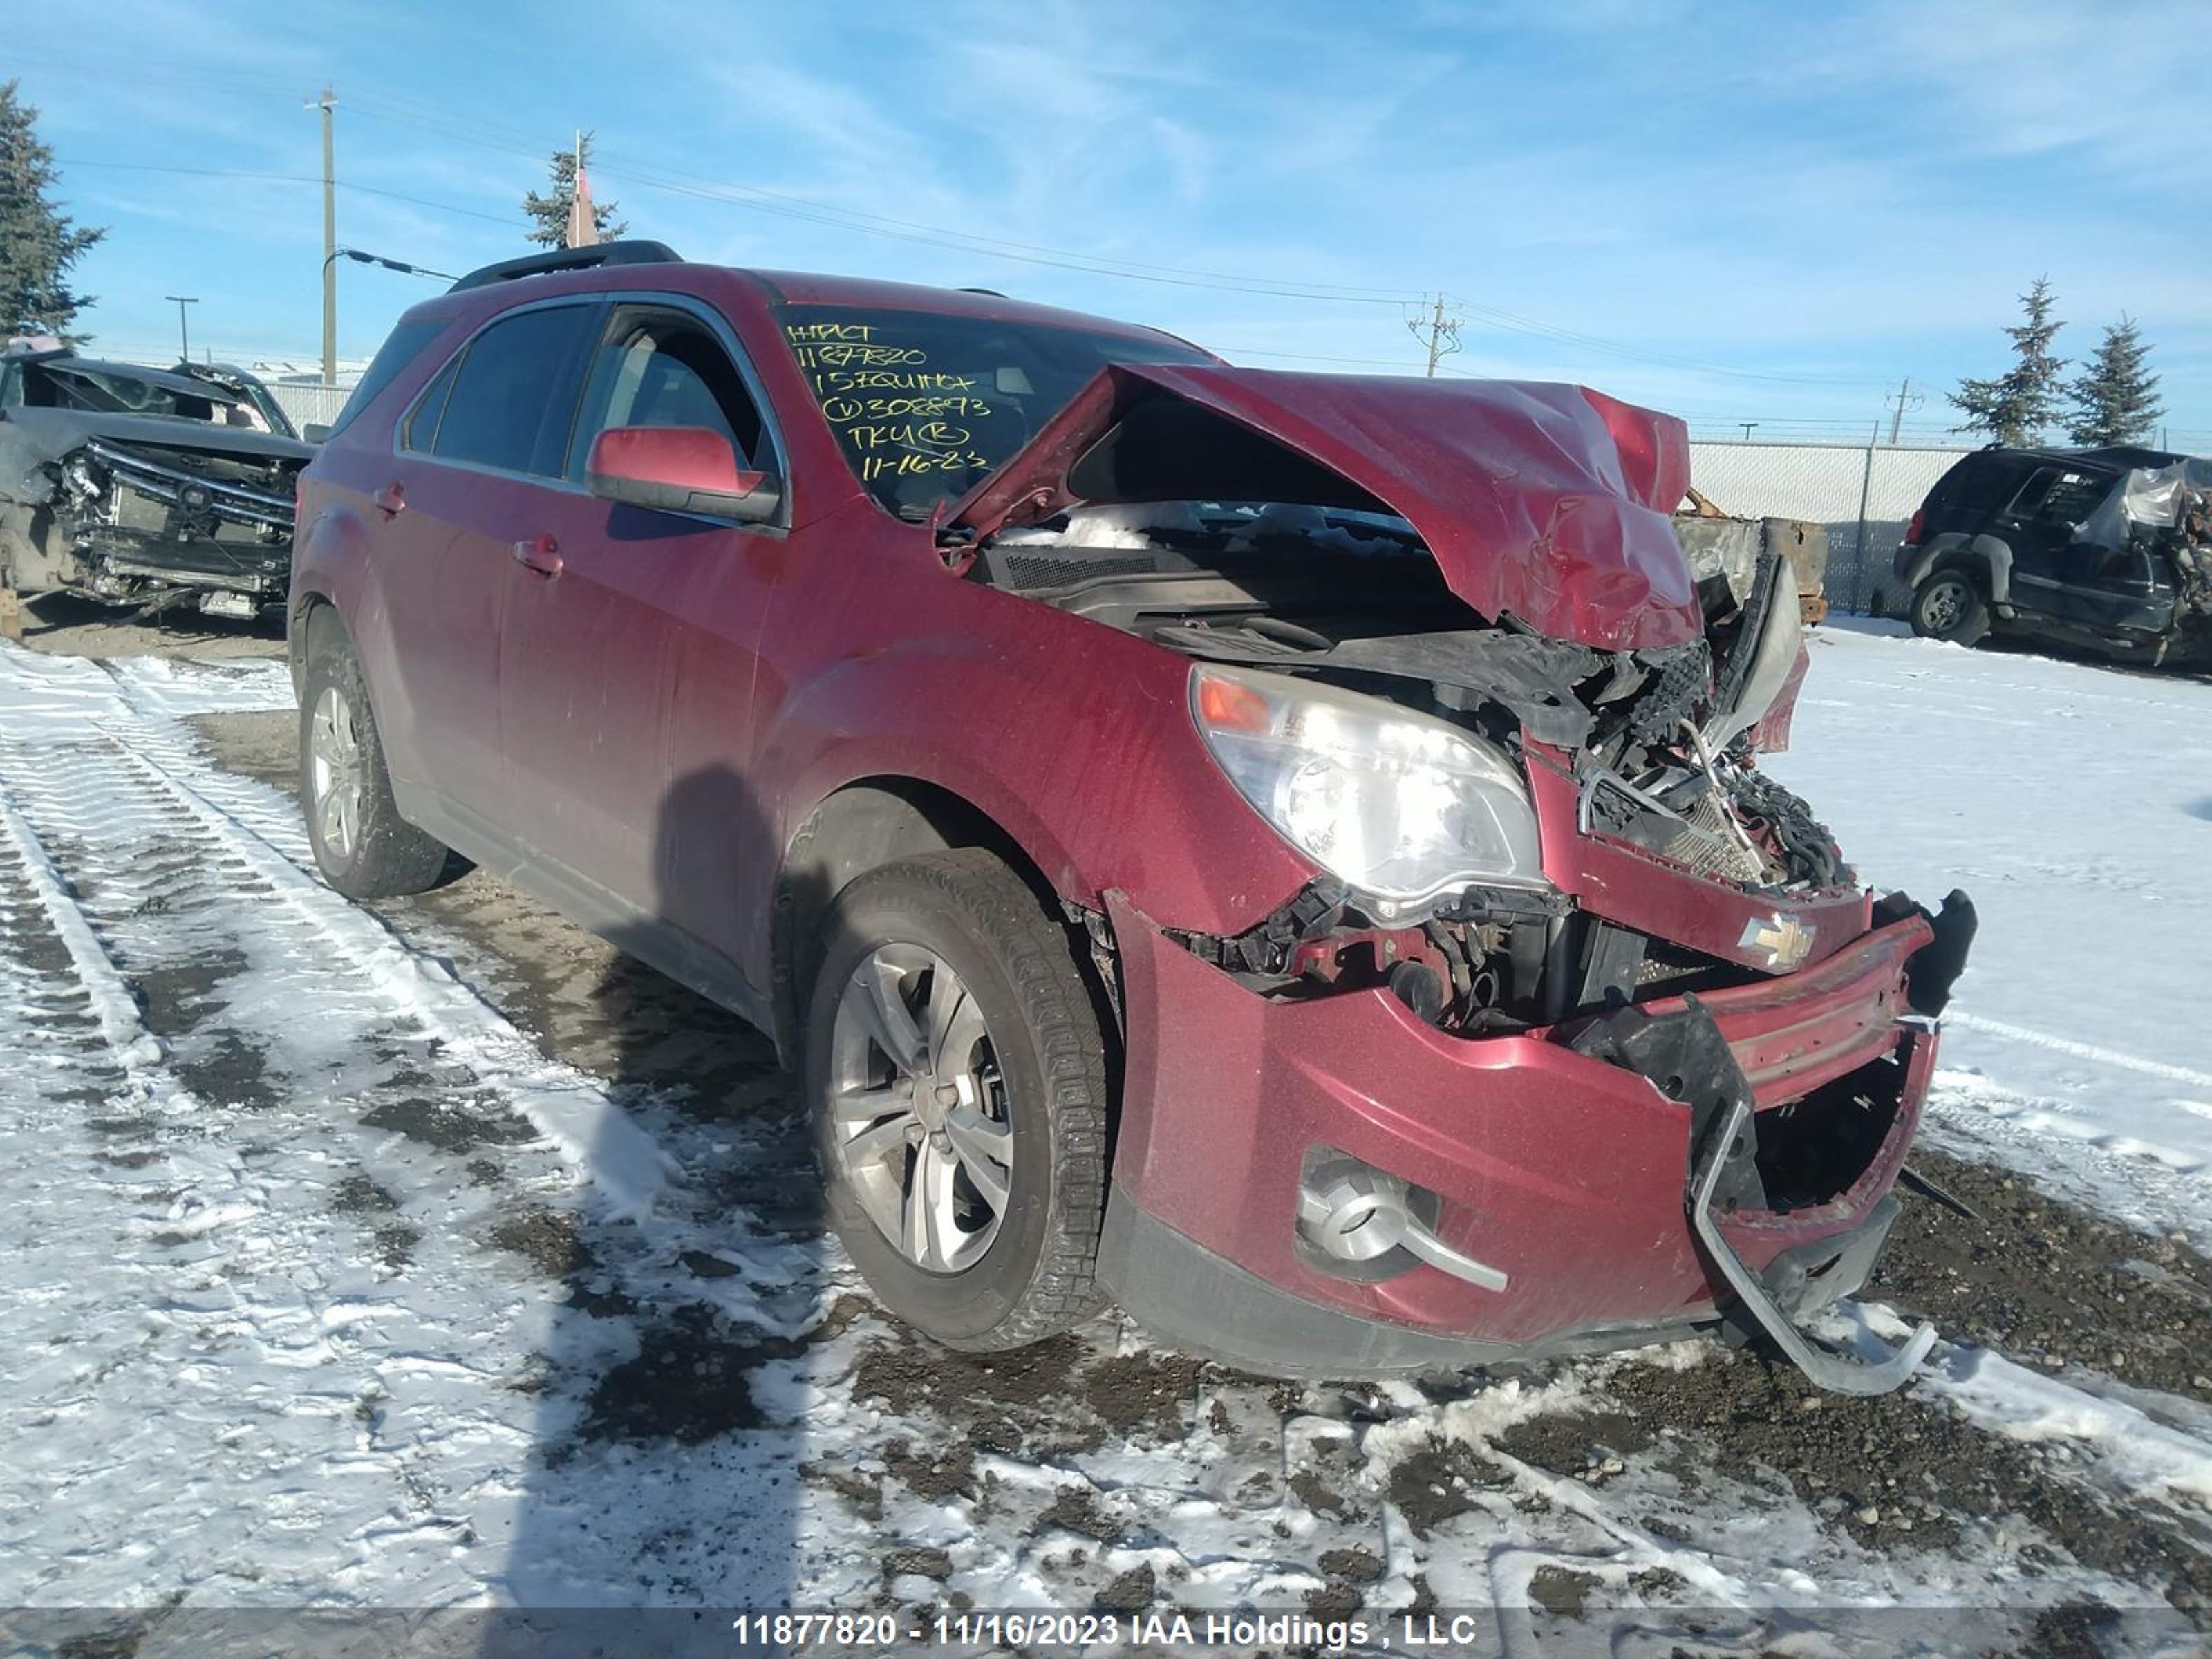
55, 158, 524, 227
347, 92, 1433, 303
1214, 346, 1427, 368
28, 53, 1919, 391
341, 100, 1425, 305
338, 97, 1897, 386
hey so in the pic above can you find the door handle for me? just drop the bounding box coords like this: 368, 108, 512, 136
371, 482, 405, 517
510, 534, 563, 577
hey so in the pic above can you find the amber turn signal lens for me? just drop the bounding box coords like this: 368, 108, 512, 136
1194, 673, 1272, 734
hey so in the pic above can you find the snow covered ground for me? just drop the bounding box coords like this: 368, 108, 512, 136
1770, 621, 2212, 1237
0, 628, 2206, 1653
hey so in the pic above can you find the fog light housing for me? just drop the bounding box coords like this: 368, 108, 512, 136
1296, 1152, 1510, 1293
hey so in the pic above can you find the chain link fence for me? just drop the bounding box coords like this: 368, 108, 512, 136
264, 382, 354, 436
1685, 439, 1969, 615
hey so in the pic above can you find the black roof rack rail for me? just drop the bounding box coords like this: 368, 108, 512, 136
447, 239, 684, 294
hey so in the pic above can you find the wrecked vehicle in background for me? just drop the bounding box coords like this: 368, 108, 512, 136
294, 249, 1975, 1395
0, 346, 312, 619
1897, 444, 2212, 666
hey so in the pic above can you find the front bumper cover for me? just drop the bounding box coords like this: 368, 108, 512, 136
1099, 891, 1957, 1391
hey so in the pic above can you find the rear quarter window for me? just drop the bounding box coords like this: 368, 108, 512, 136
325, 318, 450, 440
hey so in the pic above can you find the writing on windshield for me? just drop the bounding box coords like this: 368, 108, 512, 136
777, 304, 1209, 516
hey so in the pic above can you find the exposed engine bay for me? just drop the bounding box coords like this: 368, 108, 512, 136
984, 496, 1845, 1033
0, 350, 312, 619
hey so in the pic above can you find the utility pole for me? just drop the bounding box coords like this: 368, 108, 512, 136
1407, 294, 1463, 377
1885, 377, 1922, 444
1739, 422, 1757, 440
162, 295, 198, 364
309, 85, 337, 386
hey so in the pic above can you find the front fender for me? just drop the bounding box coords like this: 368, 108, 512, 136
758, 628, 1322, 939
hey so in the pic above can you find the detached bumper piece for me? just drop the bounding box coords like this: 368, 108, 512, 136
1597, 995, 1938, 1394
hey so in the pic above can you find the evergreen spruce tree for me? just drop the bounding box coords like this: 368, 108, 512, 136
0, 79, 106, 341
521, 132, 625, 249
1949, 276, 2067, 445
2065, 317, 2164, 447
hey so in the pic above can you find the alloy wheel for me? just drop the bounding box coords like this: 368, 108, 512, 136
308, 684, 364, 861
827, 943, 1013, 1273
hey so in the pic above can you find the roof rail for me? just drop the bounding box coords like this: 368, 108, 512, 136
447, 239, 684, 294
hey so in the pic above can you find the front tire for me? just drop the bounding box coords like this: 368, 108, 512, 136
299, 617, 451, 899
1911, 569, 1990, 646
803, 849, 1110, 1351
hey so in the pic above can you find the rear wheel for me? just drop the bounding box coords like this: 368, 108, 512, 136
803, 849, 1110, 1350
299, 618, 451, 899
1910, 570, 1990, 646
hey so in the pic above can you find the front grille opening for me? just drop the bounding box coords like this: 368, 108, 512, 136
1753, 1045, 1907, 1213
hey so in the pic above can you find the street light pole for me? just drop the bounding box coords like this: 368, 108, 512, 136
308, 85, 337, 386
162, 295, 198, 363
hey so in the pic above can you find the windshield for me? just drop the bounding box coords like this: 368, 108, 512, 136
776, 303, 1212, 518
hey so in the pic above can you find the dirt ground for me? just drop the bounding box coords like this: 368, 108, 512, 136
28, 606, 2212, 1633
11, 589, 289, 662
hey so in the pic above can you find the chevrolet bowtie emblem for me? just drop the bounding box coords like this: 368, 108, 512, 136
1740, 911, 1814, 971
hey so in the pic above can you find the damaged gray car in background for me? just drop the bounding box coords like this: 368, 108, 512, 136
0, 345, 313, 620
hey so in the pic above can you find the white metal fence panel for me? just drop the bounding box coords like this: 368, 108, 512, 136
1684, 440, 1971, 613
266, 382, 353, 435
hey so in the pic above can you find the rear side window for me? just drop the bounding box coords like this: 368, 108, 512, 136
426, 303, 600, 476
2009, 467, 2108, 528
328, 318, 449, 440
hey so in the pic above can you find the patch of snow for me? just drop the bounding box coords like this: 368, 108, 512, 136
994, 501, 1206, 549
1768, 624, 2212, 1235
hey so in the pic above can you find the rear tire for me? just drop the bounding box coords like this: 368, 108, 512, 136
1910, 570, 1990, 646
299, 617, 450, 899
803, 849, 1110, 1351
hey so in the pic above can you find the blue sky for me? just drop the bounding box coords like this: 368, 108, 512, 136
13, 0, 2209, 444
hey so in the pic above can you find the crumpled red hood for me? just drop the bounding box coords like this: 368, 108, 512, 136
945, 364, 1701, 651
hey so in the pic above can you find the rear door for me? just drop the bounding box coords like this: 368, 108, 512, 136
375, 299, 601, 838
498, 298, 787, 956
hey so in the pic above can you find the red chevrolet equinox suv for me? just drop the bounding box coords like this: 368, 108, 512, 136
292, 242, 1974, 1391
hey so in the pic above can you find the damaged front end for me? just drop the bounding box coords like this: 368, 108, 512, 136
0, 353, 312, 619
964, 365, 1976, 1389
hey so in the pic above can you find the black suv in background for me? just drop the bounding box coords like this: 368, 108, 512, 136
1895, 444, 2212, 666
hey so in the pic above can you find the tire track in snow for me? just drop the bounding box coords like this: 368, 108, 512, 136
1948, 1011, 2212, 1096
0, 713, 588, 1600
0, 642, 844, 1604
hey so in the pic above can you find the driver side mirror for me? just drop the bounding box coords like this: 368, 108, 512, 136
585, 425, 781, 524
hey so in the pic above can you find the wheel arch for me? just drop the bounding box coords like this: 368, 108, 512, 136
771, 775, 1099, 1066
1910, 532, 2012, 606
288, 585, 341, 697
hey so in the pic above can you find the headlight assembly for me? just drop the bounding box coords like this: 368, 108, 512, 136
1190, 664, 1546, 914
